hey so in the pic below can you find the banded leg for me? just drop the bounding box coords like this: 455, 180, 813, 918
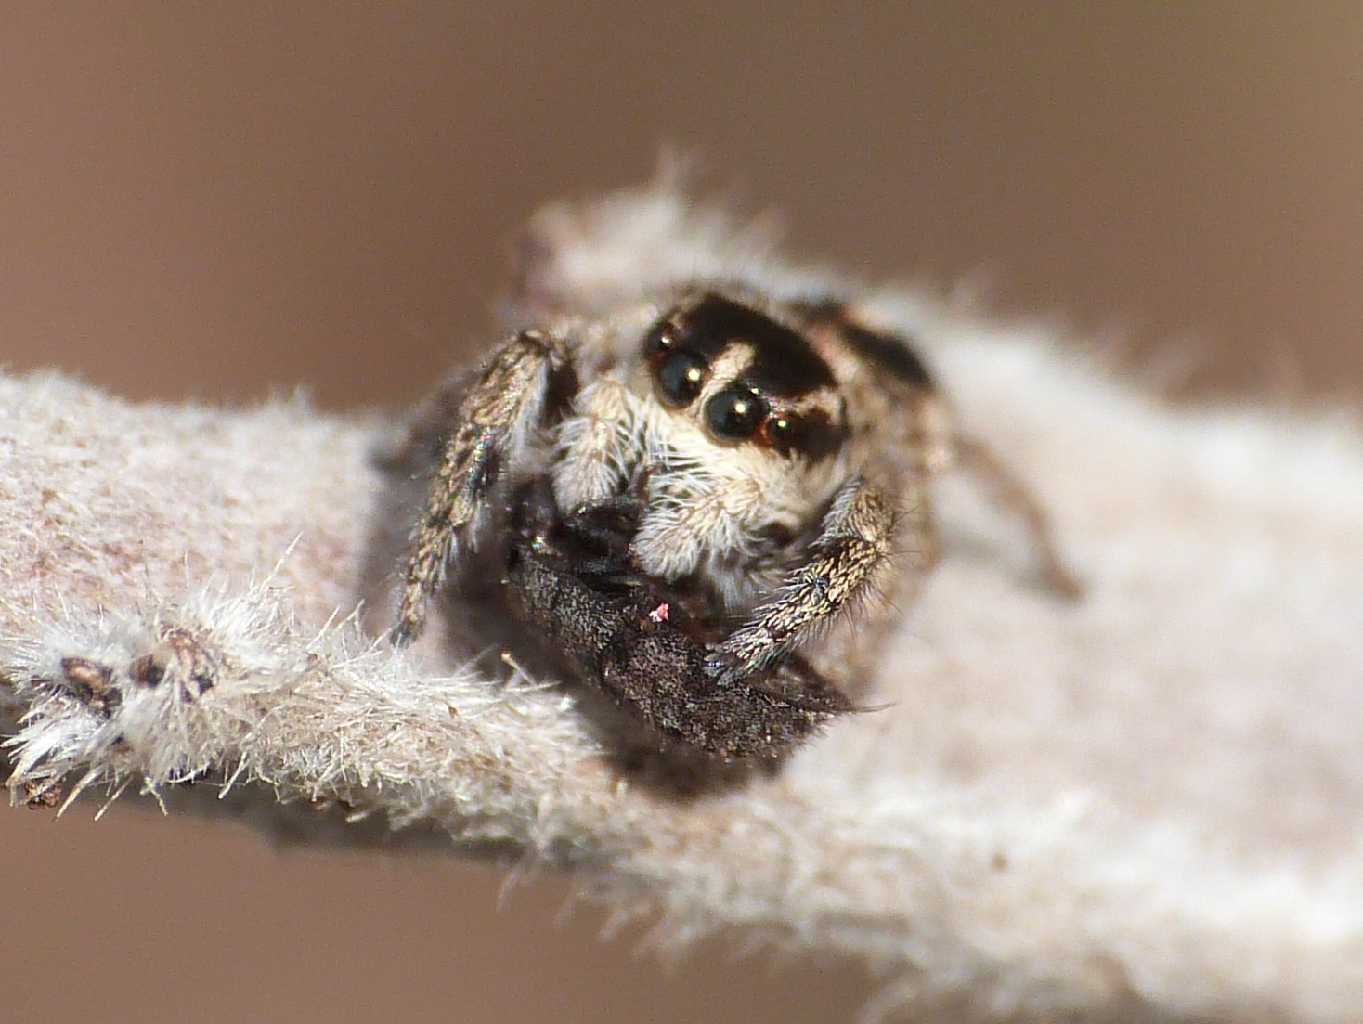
954, 434, 1083, 599
708, 475, 913, 686
394, 330, 566, 645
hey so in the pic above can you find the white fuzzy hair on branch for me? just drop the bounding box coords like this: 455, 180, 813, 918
2, 184, 1362, 1023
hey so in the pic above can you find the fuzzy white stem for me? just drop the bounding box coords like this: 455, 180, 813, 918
2, 190, 1362, 1022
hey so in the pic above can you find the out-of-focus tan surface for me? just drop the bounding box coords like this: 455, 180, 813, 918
2, 5, 1359, 1023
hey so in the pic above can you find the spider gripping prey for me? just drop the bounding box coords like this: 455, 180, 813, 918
391, 286, 1079, 761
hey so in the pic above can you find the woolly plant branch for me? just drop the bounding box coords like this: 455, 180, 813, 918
2, 189, 1362, 1023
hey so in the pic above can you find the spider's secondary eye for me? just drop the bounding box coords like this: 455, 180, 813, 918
759, 413, 797, 449
642, 321, 675, 359
705, 386, 768, 442
656, 350, 709, 407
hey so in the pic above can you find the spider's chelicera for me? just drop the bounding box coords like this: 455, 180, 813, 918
391, 287, 1078, 761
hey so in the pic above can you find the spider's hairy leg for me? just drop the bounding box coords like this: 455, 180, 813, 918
795, 299, 1078, 599
393, 329, 569, 645
953, 434, 1083, 599
708, 474, 914, 686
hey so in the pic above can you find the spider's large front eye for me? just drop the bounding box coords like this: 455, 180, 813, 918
704, 386, 768, 442
655, 350, 709, 407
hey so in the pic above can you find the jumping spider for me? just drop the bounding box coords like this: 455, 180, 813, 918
391, 286, 1078, 761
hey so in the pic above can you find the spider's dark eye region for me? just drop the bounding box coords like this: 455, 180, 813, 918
656, 350, 709, 407
705, 386, 768, 442
754, 408, 843, 460
760, 413, 798, 449
643, 321, 675, 359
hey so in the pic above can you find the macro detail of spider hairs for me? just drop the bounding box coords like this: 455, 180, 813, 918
3, 186, 1362, 1024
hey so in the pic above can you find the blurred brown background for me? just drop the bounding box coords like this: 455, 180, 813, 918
3, 4, 1360, 1023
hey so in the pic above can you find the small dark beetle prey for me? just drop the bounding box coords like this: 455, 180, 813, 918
392, 265, 1077, 761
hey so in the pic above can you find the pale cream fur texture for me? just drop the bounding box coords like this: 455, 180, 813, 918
3, 187, 1362, 1022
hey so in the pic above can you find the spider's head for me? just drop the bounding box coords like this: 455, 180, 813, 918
639, 292, 848, 463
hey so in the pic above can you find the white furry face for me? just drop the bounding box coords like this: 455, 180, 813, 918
550, 290, 863, 604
